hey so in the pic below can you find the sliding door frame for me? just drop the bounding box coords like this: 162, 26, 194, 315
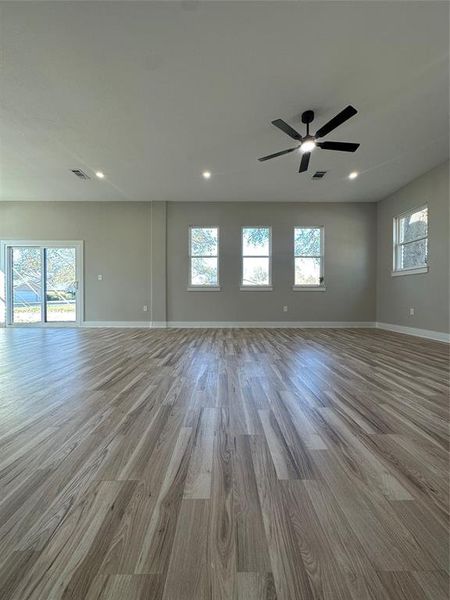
1, 240, 84, 327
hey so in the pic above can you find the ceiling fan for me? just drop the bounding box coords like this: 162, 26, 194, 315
258, 105, 360, 173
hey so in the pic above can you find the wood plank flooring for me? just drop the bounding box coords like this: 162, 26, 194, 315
0, 327, 448, 599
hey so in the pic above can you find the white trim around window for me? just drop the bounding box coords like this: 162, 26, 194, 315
188, 226, 221, 290
240, 226, 272, 290
391, 266, 428, 277
292, 226, 325, 290
392, 204, 428, 276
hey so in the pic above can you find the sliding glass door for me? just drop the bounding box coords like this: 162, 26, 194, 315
11, 247, 43, 324
45, 247, 77, 322
4, 241, 83, 326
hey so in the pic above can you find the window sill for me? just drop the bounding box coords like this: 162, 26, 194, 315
187, 286, 221, 291
391, 267, 428, 277
292, 286, 326, 292
240, 286, 273, 291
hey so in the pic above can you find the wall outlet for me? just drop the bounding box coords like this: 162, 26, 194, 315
97, 274, 103, 281
143, 305, 148, 312
283, 305, 288, 312
409, 307, 415, 316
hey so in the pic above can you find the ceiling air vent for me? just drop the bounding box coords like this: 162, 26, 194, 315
71, 169, 90, 180
312, 171, 327, 179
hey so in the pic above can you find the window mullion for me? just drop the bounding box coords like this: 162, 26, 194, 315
399, 235, 428, 246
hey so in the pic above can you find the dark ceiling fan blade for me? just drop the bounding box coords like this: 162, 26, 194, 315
317, 141, 360, 152
271, 119, 302, 140
299, 152, 311, 172
258, 146, 299, 161
315, 105, 357, 139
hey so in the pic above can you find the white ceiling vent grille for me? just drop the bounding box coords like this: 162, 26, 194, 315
71, 169, 90, 180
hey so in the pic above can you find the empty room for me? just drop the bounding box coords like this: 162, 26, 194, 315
0, 1, 449, 599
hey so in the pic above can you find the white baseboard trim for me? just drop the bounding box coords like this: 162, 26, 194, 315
9, 320, 447, 341
77, 321, 448, 341
82, 321, 152, 328
166, 321, 376, 329
376, 322, 450, 343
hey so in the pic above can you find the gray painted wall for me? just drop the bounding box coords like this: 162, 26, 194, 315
1, 162, 447, 330
0, 201, 152, 323
150, 201, 167, 324
376, 161, 450, 333
166, 202, 377, 323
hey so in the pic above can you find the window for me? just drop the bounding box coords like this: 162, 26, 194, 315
294, 227, 324, 288
241, 227, 271, 288
189, 227, 219, 288
393, 206, 428, 274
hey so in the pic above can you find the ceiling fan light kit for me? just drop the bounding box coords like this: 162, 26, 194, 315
258, 105, 360, 173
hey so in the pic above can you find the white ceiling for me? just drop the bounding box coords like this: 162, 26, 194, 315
1, 1, 448, 203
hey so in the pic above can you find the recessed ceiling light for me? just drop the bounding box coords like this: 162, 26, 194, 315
348, 171, 359, 180
95, 171, 105, 179
202, 171, 211, 179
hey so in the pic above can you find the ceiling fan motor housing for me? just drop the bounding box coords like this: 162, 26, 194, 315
301, 110, 315, 124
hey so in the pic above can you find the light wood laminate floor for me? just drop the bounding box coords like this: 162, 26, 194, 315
0, 327, 448, 600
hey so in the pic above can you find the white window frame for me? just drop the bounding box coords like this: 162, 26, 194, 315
392, 205, 428, 276
240, 226, 272, 291
1, 239, 84, 327
187, 226, 221, 291
293, 226, 326, 291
